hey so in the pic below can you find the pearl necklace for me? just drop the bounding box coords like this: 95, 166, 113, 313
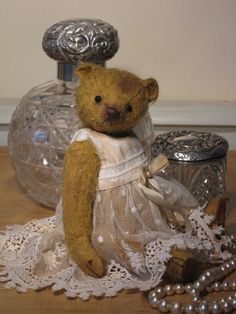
148, 252, 236, 313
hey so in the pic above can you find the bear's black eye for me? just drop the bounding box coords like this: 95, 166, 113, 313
126, 103, 133, 113
95, 95, 102, 103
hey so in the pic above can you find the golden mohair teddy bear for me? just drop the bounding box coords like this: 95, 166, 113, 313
62, 63, 159, 277
0, 63, 230, 299
62, 63, 229, 279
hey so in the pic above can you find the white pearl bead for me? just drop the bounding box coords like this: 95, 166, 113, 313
221, 301, 233, 313
225, 262, 231, 269
164, 284, 174, 296
189, 288, 198, 297
193, 281, 203, 291
229, 260, 235, 268
225, 263, 234, 274
231, 282, 236, 290
213, 282, 222, 292
209, 301, 222, 314
149, 295, 160, 308
204, 270, 212, 278
174, 283, 185, 295
185, 284, 192, 293
199, 274, 208, 283
204, 270, 214, 284
170, 302, 183, 314
220, 266, 229, 276
184, 303, 197, 314
197, 301, 209, 314
222, 282, 230, 291
158, 299, 170, 313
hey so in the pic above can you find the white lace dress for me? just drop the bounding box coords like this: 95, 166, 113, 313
0, 128, 231, 299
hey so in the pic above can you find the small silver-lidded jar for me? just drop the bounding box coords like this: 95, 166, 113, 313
151, 130, 229, 206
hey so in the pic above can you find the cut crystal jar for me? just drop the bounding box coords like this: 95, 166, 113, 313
152, 130, 229, 206
8, 19, 119, 207
8, 79, 80, 207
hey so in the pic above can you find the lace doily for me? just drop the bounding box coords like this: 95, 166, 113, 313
0, 207, 231, 300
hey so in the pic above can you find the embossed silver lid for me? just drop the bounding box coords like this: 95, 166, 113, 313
152, 130, 229, 162
42, 18, 119, 64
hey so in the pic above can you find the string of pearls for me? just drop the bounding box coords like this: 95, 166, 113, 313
148, 246, 236, 313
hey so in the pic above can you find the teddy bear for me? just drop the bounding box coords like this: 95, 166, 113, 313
62, 63, 229, 281
0, 62, 230, 299
62, 62, 159, 278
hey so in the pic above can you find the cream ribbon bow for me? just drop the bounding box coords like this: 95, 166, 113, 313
138, 154, 192, 231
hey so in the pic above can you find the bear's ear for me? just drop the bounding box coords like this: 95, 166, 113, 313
143, 78, 159, 102
76, 62, 100, 79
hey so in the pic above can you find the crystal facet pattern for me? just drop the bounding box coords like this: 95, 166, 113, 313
163, 158, 227, 206
8, 80, 81, 207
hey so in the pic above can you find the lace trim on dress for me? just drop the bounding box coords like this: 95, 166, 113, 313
0, 207, 232, 300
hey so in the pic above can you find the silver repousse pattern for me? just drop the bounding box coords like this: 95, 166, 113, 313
42, 19, 119, 63
152, 130, 228, 162
152, 131, 228, 205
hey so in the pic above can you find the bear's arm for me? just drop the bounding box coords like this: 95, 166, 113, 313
62, 140, 105, 277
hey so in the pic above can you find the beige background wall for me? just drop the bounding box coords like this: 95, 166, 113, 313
0, 0, 236, 101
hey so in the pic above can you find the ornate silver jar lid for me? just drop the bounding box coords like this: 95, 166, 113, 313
42, 18, 119, 81
42, 18, 119, 64
151, 130, 229, 162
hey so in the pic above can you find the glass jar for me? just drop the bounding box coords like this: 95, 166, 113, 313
8, 19, 119, 207
151, 130, 229, 206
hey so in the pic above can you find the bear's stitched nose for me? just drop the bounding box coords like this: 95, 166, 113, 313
106, 107, 120, 121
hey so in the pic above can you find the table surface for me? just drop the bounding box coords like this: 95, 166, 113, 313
0, 148, 236, 314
